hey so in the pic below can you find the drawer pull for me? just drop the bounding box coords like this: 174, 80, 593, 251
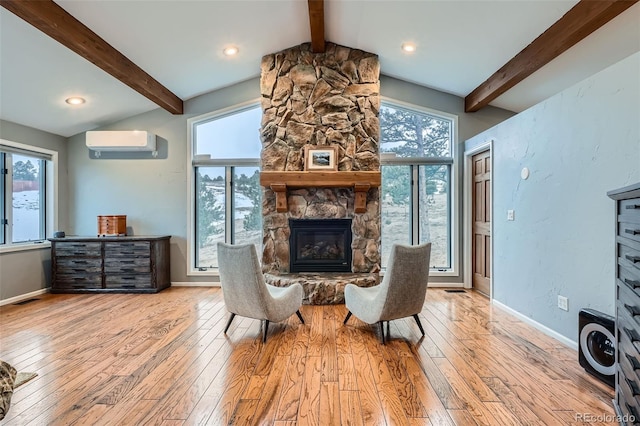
73, 260, 88, 265
627, 353, 640, 370
121, 285, 136, 288
626, 377, 640, 396
626, 204, 640, 210
626, 402, 640, 421
625, 278, 640, 289
624, 327, 640, 343
121, 269, 135, 273
72, 269, 87, 273
120, 260, 136, 264
625, 304, 640, 316
626, 229, 640, 236
121, 277, 136, 280
626, 254, 640, 263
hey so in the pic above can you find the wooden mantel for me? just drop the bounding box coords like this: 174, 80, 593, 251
260, 171, 381, 213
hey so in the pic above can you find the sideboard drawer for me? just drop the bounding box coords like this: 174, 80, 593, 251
621, 197, 640, 214
621, 223, 640, 244
104, 258, 150, 273
55, 242, 102, 257
54, 274, 102, 289
105, 275, 152, 289
620, 264, 640, 295
56, 257, 103, 274
104, 241, 150, 257
620, 243, 640, 271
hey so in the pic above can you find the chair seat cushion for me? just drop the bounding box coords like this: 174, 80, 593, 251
344, 283, 384, 324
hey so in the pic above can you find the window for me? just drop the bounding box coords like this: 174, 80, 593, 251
188, 103, 262, 272
0, 140, 57, 249
379, 100, 457, 273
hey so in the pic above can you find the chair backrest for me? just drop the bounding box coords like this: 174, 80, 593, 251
217, 243, 271, 319
378, 243, 432, 321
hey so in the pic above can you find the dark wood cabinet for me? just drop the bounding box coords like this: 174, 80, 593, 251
49, 236, 171, 293
609, 183, 640, 425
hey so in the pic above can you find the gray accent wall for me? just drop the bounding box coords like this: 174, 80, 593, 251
0, 120, 68, 300
465, 52, 640, 341
66, 79, 260, 284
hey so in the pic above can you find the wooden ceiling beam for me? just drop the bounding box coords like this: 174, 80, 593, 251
308, 0, 325, 53
465, 0, 638, 113
1, 0, 184, 114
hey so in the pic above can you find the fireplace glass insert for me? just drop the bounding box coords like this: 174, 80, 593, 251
289, 219, 352, 273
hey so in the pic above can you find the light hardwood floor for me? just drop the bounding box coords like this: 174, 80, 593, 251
0, 288, 616, 425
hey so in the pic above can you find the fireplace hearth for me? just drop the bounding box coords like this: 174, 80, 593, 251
289, 219, 352, 273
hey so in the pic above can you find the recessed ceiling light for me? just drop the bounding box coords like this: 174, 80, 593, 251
65, 97, 86, 105
223, 46, 239, 56
401, 43, 416, 53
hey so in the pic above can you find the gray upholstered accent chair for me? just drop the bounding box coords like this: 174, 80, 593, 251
217, 242, 305, 342
343, 243, 431, 344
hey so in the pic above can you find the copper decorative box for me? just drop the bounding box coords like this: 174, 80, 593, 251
97, 215, 126, 236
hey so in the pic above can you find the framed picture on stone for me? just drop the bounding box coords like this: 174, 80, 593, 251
304, 146, 338, 171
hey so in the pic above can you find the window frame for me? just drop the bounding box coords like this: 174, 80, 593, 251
379, 98, 459, 277
186, 100, 262, 276
0, 139, 58, 254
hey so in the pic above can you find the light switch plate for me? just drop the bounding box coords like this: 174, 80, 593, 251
507, 210, 515, 221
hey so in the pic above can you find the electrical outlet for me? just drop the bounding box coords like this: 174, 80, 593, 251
558, 295, 569, 311
507, 209, 515, 221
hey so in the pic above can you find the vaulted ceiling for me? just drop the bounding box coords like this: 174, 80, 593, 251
1, 0, 638, 137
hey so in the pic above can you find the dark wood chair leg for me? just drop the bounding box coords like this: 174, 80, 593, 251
413, 314, 425, 336
224, 313, 236, 334
386, 320, 390, 338
263, 320, 270, 343
379, 321, 385, 344
296, 310, 305, 324
343, 311, 352, 324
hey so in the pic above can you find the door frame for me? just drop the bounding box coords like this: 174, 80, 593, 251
463, 140, 493, 298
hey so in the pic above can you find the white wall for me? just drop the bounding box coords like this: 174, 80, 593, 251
466, 52, 640, 341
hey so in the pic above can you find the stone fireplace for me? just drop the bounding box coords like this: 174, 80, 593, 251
259, 42, 381, 303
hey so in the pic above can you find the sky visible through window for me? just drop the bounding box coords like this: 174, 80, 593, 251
195, 106, 261, 159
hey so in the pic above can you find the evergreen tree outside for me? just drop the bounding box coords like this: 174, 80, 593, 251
13, 160, 38, 181
379, 103, 453, 268
196, 169, 224, 249
235, 169, 262, 232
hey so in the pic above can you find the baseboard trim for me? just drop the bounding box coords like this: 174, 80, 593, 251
171, 282, 220, 288
429, 282, 464, 288
492, 299, 578, 350
0, 288, 50, 307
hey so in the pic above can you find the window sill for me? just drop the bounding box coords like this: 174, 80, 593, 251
0, 241, 51, 254
187, 268, 220, 277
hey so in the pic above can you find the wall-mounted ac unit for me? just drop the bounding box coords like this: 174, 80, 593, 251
86, 130, 156, 153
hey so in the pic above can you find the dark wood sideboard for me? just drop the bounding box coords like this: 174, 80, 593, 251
49, 235, 171, 293
608, 182, 640, 424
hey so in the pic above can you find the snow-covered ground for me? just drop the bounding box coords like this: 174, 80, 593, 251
208, 185, 254, 218
12, 190, 41, 242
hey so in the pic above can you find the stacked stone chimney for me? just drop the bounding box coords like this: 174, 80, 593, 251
260, 42, 381, 274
